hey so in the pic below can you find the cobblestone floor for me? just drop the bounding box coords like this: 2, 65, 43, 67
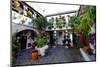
15, 46, 84, 66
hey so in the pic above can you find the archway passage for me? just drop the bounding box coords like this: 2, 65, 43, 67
16, 29, 38, 50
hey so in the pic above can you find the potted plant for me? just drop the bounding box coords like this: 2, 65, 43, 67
82, 32, 90, 53
13, 0, 20, 7
12, 34, 18, 64
35, 36, 48, 56
31, 50, 39, 61
63, 38, 67, 46
32, 16, 48, 31
12, 56, 16, 64
48, 22, 52, 29
56, 21, 62, 29
75, 42, 83, 49
63, 22, 66, 27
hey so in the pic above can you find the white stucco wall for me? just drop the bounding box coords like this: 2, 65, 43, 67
11, 22, 39, 35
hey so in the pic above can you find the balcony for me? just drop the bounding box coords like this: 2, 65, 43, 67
45, 22, 72, 31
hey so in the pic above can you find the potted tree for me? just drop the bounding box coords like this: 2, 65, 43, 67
35, 36, 49, 56
32, 16, 48, 31
76, 6, 96, 53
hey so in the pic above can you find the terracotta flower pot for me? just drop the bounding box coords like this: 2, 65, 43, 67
83, 45, 90, 53
32, 50, 39, 61
12, 51, 16, 57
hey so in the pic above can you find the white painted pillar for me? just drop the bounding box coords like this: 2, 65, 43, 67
70, 33, 73, 47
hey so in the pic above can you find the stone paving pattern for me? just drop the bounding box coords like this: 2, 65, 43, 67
15, 46, 84, 66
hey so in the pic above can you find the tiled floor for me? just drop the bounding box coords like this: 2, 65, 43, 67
15, 46, 84, 66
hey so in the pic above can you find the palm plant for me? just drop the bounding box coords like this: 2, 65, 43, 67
69, 6, 96, 47
32, 16, 48, 31
77, 6, 96, 44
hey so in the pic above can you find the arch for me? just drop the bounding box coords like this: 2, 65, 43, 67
12, 23, 39, 36
16, 29, 39, 37
15, 29, 39, 50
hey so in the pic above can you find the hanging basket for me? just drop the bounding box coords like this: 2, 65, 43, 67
28, 10, 32, 15
14, 1, 20, 7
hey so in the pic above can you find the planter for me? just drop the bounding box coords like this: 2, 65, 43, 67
14, 1, 20, 7
12, 51, 16, 57
35, 45, 48, 56
12, 57, 16, 64
32, 43, 35, 49
83, 45, 90, 53
32, 50, 39, 60
48, 26, 52, 29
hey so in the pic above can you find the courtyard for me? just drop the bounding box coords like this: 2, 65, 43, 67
15, 46, 84, 66
11, 0, 96, 66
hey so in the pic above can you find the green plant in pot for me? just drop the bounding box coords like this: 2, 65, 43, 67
75, 42, 83, 49
35, 36, 48, 56
56, 21, 62, 28
32, 16, 48, 31
12, 34, 18, 64
48, 22, 52, 29
12, 34, 19, 56
63, 39, 67, 46
76, 6, 96, 53
63, 35, 67, 46
63, 22, 66, 27
35, 37, 46, 48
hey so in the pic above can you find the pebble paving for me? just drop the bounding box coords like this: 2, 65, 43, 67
15, 46, 84, 66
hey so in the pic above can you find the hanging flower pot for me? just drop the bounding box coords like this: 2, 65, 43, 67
32, 50, 39, 61
14, 1, 20, 7
24, 5, 28, 11
28, 10, 32, 15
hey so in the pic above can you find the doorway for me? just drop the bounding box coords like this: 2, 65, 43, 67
20, 36, 27, 49
16, 29, 37, 50
56, 31, 64, 45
